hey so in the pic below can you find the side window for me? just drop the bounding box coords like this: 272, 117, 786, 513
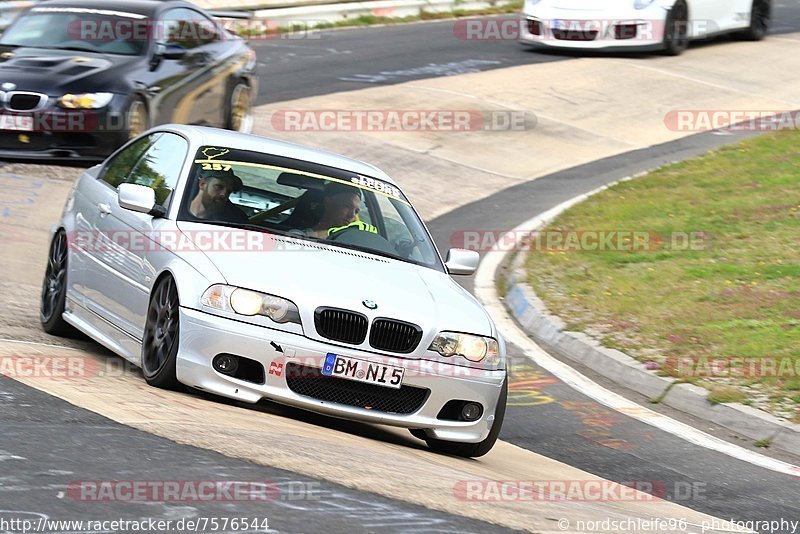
100, 135, 156, 188
126, 133, 189, 206
160, 8, 219, 50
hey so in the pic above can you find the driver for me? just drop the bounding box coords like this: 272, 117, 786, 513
302, 183, 377, 238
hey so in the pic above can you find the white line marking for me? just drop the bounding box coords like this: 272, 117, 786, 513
474, 180, 800, 479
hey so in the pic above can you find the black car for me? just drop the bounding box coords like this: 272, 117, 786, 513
0, 0, 257, 160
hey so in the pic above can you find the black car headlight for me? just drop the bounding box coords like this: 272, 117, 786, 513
58, 92, 114, 109
201, 284, 300, 325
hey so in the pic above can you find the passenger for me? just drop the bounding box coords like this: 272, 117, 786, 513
188, 169, 248, 223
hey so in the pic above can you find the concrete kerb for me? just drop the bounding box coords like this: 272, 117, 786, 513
495, 171, 800, 458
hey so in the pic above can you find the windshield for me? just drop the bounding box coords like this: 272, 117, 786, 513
179, 146, 445, 272
0, 8, 148, 56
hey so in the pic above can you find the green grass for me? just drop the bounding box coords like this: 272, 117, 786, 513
525, 130, 800, 404
707, 386, 748, 405
233, 2, 523, 37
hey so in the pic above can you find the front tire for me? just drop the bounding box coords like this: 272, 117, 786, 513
740, 0, 771, 40
663, 1, 689, 56
126, 97, 149, 140
424, 378, 508, 458
40, 230, 74, 336
142, 276, 181, 389
226, 81, 253, 134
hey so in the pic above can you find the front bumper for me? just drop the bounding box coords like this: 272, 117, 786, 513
0, 95, 130, 161
520, 6, 668, 51
176, 307, 507, 443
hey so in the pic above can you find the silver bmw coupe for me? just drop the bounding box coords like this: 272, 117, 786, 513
41, 124, 507, 457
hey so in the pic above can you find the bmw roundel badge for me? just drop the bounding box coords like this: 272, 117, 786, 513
362, 299, 377, 310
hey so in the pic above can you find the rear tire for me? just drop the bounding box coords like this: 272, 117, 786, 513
424, 377, 508, 458
40, 230, 75, 337
663, 1, 689, 56
142, 276, 181, 390
740, 0, 770, 40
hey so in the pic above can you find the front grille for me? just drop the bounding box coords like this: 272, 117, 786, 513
553, 29, 598, 41
7, 93, 45, 111
369, 318, 422, 354
285, 363, 429, 414
314, 307, 368, 344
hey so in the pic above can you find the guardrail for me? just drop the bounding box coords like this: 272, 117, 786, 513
0, 1, 32, 31
0, 0, 502, 35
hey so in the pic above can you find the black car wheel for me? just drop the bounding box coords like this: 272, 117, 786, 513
127, 98, 149, 140
142, 276, 181, 389
40, 230, 74, 336
663, 1, 689, 56
741, 0, 771, 40
226, 81, 252, 134
423, 377, 508, 458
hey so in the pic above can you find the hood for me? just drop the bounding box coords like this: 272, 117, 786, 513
0, 46, 137, 94
176, 222, 493, 348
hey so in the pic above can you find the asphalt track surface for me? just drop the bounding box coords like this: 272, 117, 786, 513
4, 5, 800, 532
252, 3, 800, 105
0, 375, 518, 534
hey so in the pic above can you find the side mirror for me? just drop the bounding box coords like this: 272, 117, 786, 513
444, 248, 480, 276
150, 43, 187, 69
159, 43, 187, 60
118, 183, 165, 217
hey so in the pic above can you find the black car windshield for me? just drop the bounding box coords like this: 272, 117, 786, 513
179, 146, 445, 272
0, 8, 148, 56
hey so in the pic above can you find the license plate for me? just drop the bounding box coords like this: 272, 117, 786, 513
322, 353, 404, 389
0, 114, 33, 131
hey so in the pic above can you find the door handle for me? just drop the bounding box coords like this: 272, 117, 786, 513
98, 203, 112, 216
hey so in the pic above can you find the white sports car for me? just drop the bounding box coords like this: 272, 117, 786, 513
40, 125, 507, 457
520, 0, 771, 55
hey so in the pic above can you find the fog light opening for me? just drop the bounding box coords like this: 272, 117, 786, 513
461, 402, 483, 422
213, 354, 239, 375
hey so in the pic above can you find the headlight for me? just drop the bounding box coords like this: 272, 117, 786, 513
201, 284, 300, 324
429, 331, 499, 363
58, 92, 114, 109
634, 0, 657, 9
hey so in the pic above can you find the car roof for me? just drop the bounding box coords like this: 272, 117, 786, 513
162, 125, 396, 185
32, 0, 196, 18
